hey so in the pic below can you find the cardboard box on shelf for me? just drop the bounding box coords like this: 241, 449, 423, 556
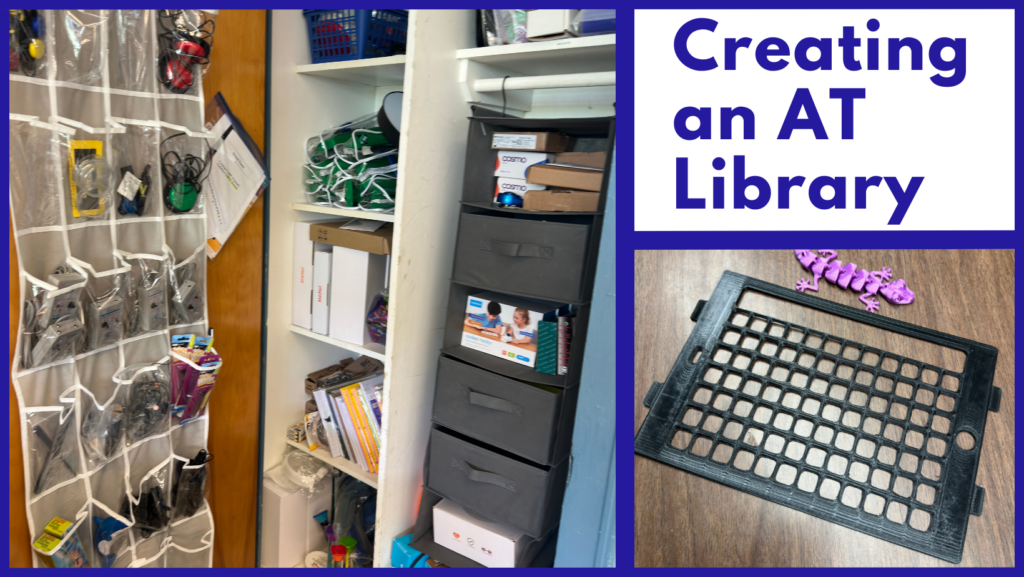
305, 355, 385, 394
433, 498, 523, 568
330, 246, 387, 345
491, 132, 572, 153
527, 10, 580, 41
523, 189, 601, 213
310, 220, 392, 255
461, 291, 564, 368
494, 151, 554, 179
293, 220, 333, 330
527, 164, 604, 192
554, 151, 607, 169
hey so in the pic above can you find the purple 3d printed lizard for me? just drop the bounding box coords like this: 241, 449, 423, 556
794, 250, 915, 313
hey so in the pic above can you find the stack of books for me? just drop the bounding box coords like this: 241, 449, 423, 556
311, 371, 385, 473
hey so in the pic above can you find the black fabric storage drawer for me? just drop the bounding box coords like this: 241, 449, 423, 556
432, 355, 577, 466
410, 488, 556, 568
452, 213, 591, 304
425, 427, 570, 538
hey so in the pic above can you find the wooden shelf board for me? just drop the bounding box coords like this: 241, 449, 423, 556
295, 55, 406, 87
285, 438, 379, 489
292, 202, 396, 222
289, 325, 387, 361
455, 35, 615, 75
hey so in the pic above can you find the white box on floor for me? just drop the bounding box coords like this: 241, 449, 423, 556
260, 471, 331, 568
293, 220, 332, 330
527, 10, 579, 40
312, 249, 332, 335
433, 498, 524, 568
329, 246, 387, 345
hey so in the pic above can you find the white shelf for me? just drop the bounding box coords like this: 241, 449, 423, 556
292, 202, 396, 222
296, 55, 406, 87
456, 34, 615, 75
285, 438, 379, 489
289, 325, 387, 361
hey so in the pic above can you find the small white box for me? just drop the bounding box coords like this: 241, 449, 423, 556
260, 471, 331, 568
311, 249, 332, 335
329, 246, 387, 345
494, 177, 546, 201
494, 151, 554, 180
527, 10, 579, 40
293, 220, 332, 330
433, 499, 524, 568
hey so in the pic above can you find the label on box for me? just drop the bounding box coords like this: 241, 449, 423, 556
117, 170, 142, 200
495, 177, 546, 199
492, 134, 538, 150
494, 152, 553, 179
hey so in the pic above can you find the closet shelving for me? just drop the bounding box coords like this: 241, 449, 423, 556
262, 10, 615, 568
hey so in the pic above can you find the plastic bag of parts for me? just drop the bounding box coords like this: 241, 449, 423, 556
54, 10, 108, 86
492, 10, 528, 45
269, 451, 330, 494
28, 407, 81, 496
168, 246, 206, 326
122, 465, 171, 538
573, 9, 616, 36
118, 361, 172, 446
9, 120, 65, 231
80, 386, 128, 468
83, 269, 130, 352
366, 294, 388, 344
9, 10, 47, 78
22, 265, 88, 369
109, 125, 162, 219
122, 252, 170, 337
303, 113, 399, 212
156, 10, 217, 96
160, 131, 210, 215
331, 473, 378, 567
171, 449, 212, 521
93, 514, 131, 568
65, 137, 117, 224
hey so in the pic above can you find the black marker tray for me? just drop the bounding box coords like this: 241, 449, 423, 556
635, 271, 1001, 563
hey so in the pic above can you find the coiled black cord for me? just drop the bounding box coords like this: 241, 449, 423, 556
126, 379, 170, 444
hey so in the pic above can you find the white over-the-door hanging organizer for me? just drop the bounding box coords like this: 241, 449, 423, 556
10, 10, 217, 568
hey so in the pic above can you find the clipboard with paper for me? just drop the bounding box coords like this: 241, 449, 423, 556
203, 93, 269, 259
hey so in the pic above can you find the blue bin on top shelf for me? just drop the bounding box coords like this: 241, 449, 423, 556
303, 9, 408, 64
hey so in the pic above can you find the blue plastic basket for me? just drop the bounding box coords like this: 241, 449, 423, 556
303, 9, 408, 64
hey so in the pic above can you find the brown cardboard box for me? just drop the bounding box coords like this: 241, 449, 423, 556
526, 164, 604, 192
304, 355, 384, 393
310, 221, 392, 255
491, 132, 572, 153
554, 151, 607, 169
524, 190, 601, 212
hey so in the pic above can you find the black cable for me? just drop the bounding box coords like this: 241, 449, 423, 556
160, 132, 210, 213
126, 379, 170, 445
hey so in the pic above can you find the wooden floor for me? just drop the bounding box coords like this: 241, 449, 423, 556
634, 250, 1015, 567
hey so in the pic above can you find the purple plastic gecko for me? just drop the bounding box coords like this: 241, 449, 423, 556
794, 250, 915, 313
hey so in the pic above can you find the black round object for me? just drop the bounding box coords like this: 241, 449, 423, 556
378, 91, 403, 147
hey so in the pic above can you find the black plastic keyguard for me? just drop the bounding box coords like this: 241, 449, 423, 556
635, 271, 1001, 563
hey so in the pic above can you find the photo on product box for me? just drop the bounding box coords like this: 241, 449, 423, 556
634, 250, 1013, 567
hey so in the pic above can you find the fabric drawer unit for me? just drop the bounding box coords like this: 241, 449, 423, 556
432, 355, 577, 466
425, 426, 570, 538
451, 212, 592, 304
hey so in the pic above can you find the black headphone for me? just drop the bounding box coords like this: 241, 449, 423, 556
156, 10, 215, 94
161, 132, 209, 214
9, 10, 44, 77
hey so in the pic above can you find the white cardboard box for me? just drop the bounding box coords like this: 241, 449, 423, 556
494, 151, 554, 180
293, 220, 332, 330
433, 498, 524, 568
527, 10, 579, 40
311, 249, 332, 335
260, 471, 331, 568
329, 246, 386, 345
493, 177, 546, 203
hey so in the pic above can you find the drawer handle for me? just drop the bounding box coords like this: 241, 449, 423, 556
479, 239, 553, 260
469, 389, 523, 417
451, 457, 517, 492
